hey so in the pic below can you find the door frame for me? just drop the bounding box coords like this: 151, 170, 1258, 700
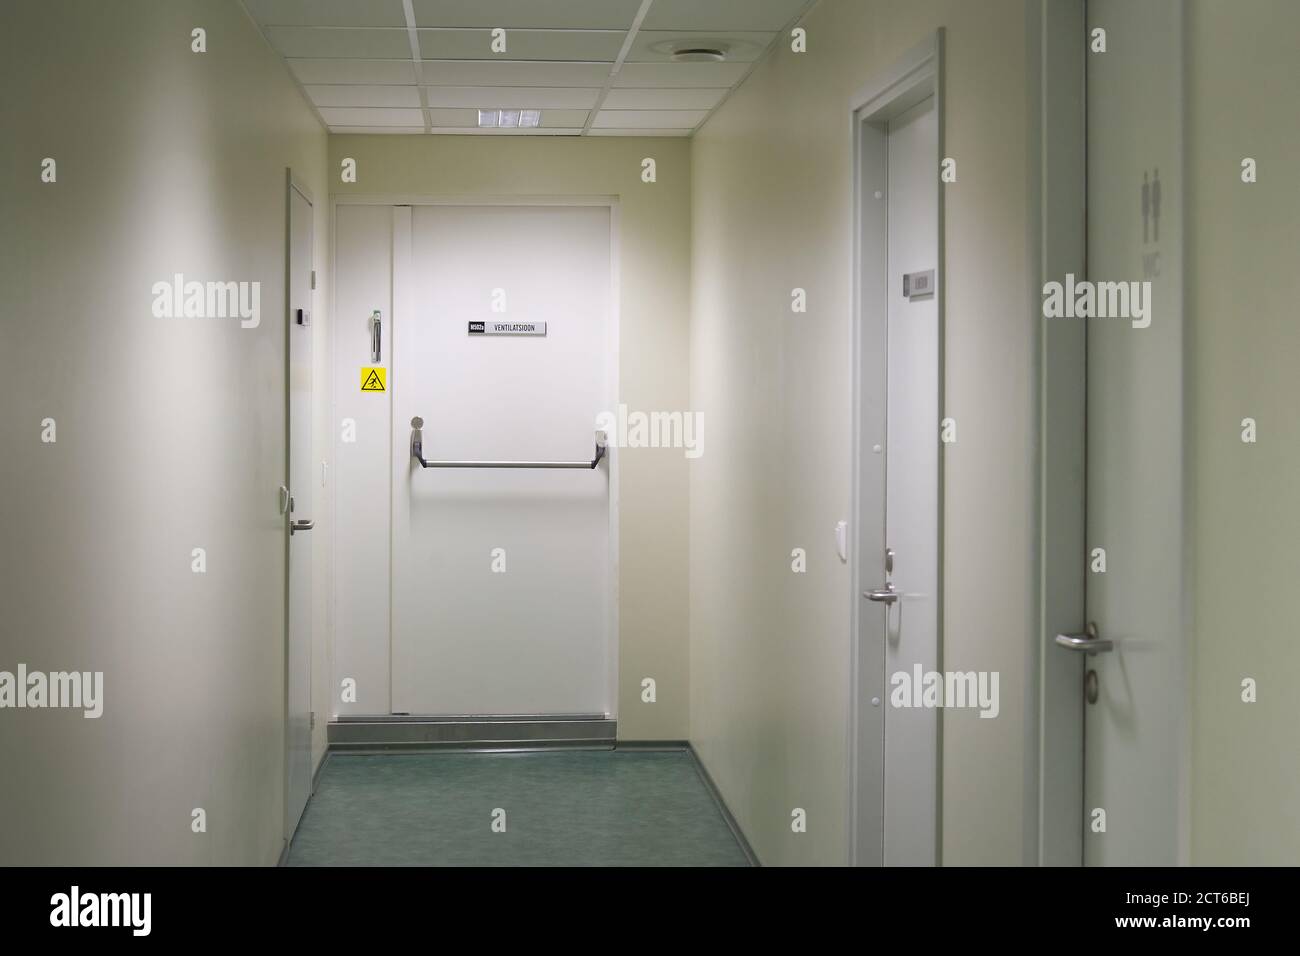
847, 30, 945, 867
329, 194, 622, 721
283, 168, 315, 844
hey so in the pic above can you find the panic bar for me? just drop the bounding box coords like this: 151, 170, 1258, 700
410, 417, 606, 470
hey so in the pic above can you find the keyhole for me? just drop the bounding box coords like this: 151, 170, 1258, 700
1085, 669, 1099, 705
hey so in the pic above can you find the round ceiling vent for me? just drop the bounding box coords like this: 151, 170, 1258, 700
649, 36, 750, 62
670, 46, 727, 63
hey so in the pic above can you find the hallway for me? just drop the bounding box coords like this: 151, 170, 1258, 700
2, 0, 1298, 897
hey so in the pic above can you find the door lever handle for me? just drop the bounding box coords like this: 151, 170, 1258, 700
291, 518, 315, 534
1054, 623, 1112, 654
864, 584, 899, 604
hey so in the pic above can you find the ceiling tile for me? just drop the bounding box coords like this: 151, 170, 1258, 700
613, 62, 749, 89
264, 26, 414, 59
306, 85, 423, 107
245, 0, 408, 27
417, 28, 625, 61
593, 109, 709, 129
588, 128, 693, 137
329, 126, 427, 134
423, 87, 601, 109
641, 0, 812, 32
410, 0, 642, 29
426, 107, 480, 127
538, 109, 591, 128
318, 107, 426, 126
627, 31, 775, 63
288, 59, 418, 84
601, 87, 728, 110
419, 61, 612, 86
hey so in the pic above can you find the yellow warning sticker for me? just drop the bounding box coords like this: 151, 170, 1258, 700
360, 366, 386, 392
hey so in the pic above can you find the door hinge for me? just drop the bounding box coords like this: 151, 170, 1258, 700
310, 711, 316, 730
310, 269, 316, 290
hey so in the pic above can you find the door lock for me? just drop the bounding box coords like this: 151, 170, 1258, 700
864, 548, 899, 603
1085, 668, 1100, 705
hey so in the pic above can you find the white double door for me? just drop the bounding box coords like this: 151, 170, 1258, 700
389, 204, 615, 717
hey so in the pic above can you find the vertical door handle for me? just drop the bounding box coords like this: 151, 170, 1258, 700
369, 310, 382, 363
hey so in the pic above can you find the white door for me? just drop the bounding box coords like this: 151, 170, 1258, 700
854, 85, 941, 866
285, 181, 314, 833
1077, 0, 1188, 865
390, 204, 614, 717
881, 96, 941, 866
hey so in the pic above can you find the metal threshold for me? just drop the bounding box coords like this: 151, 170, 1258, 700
327, 714, 616, 752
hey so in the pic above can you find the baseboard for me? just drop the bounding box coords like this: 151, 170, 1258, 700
613, 738, 690, 750
311, 749, 332, 793
686, 744, 762, 867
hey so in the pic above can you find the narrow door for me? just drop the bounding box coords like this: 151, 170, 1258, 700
285, 181, 314, 834
881, 96, 941, 866
390, 204, 614, 717
854, 82, 941, 866
1076, 0, 1188, 865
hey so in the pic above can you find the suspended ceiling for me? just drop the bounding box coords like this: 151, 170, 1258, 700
240, 0, 818, 135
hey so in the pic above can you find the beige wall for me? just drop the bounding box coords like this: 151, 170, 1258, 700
1186, 0, 1300, 864
0, 0, 328, 864
689, 0, 1036, 866
326, 135, 692, 740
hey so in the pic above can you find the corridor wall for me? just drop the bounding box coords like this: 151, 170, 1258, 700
689, 0, 1039, 866
0, 0, 329, 865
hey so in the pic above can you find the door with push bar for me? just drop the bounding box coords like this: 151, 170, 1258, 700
390, 203, 616, 718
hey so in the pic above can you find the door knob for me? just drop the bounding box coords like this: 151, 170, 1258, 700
864, 584, 899, 604
291, 518, 315, 534
1054, 622, 1112, 654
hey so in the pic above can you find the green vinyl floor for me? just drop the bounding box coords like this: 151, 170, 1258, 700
285, 749, 752, 867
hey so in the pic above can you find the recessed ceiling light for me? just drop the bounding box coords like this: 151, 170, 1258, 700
478, 109, 541, 129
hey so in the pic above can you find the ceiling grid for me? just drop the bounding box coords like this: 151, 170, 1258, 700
238, 0, 818, 136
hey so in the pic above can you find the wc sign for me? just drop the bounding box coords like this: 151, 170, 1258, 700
469, 320, 547, 336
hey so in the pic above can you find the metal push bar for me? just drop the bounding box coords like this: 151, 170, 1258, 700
410, 417, 607, 470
